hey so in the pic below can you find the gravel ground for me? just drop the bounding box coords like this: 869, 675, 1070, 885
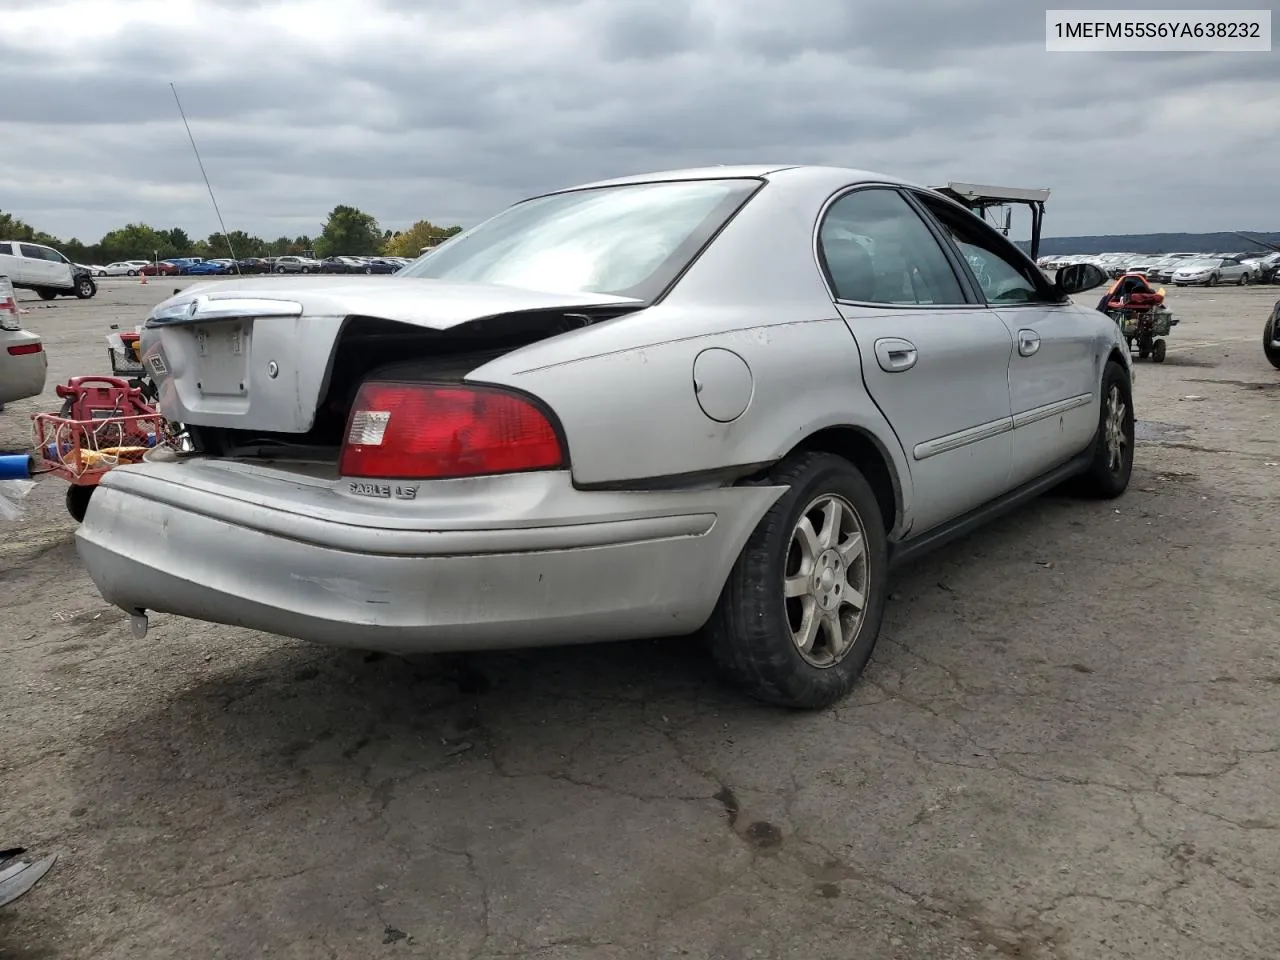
2, 276, 1278, 960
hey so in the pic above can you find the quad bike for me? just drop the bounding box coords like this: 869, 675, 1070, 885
1265, 300, 1280, 370
107, 327, 159, 404
1103, 283, 1178, 363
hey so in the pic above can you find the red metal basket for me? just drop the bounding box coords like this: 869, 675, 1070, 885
33, 412, 165, 485
32, 376, 166, 485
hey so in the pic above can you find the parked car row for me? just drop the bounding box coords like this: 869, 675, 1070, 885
1040, 251, 1280, 284
230, 255, 415, 275
92, 254, 416, 278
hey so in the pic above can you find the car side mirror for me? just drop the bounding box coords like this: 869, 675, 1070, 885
1055, 262, 1107, 297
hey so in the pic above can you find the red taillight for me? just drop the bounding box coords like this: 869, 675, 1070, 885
7, 342, 42, 356
339, 381, 565, 480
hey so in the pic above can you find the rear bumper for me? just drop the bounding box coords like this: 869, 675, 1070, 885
75, 463, 784, 652
0, 331, 48, 403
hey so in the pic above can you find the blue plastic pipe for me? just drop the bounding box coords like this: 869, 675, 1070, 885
0, 454, 33, 480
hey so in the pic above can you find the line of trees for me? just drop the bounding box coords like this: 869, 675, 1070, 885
0, 205, 463, 265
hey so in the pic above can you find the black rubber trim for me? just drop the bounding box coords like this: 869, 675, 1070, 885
573, 461, 776, 493
887, 446, 1092, 571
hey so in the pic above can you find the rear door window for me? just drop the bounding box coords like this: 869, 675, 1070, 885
817, 187, 968, 305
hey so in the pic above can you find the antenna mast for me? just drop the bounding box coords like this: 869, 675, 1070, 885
171, 82, 240, 272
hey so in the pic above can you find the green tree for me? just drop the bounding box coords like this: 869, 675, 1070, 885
383, 220, 463, 257
165, 228, 191, 255
315, 205, 382, 258
98, 223, 170, 262
0, 210, 36, 241
208, 230, 268, 259
60, 238, 93, 262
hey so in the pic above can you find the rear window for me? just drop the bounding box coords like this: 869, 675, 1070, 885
398, 178, 761, 300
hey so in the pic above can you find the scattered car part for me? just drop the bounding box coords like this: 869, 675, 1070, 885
0, 848, 57, 909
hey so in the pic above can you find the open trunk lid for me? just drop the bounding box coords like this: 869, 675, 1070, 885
139, 276, 641, 435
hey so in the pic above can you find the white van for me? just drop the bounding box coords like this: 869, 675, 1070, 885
0, 240, 97, 300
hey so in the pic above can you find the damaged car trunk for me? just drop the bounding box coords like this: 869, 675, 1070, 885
138, 279, 645, 465
186, 307, 636, 462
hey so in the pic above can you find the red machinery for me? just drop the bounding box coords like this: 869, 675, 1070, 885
1103, 274, 1178, 363
32, 376, 167, 521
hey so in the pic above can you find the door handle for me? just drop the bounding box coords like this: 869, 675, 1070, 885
1017, 329, 1040, 357
874, 338, 918, 372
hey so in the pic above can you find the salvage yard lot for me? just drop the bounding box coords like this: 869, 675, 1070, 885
2, 277, 1278, 959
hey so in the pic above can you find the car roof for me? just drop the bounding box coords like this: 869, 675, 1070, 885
548, 164, 923, 195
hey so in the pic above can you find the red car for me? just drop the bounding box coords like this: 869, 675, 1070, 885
139, 261, 180, 276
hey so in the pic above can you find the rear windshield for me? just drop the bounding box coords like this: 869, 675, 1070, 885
398, 178, 761, 300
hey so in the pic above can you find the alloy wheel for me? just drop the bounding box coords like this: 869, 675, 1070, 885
1105, 383, 1128, 472
783, 494, 870, 668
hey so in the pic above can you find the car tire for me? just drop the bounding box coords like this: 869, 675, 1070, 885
75, 276, 95, 299
36, 289, 57, 300
1072, 360, 1135, 500
127, 270, 137, 277
276, 266, 287, 274
1205, 274, 1218, 287
704, 452, 889, 710
1264, 316, 1280, 370
364, 267, 373, 275
300, 267, 310, 274
1239, 273, 1250, 286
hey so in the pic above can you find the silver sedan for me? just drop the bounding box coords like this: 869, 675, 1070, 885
75, 165, 1131, 708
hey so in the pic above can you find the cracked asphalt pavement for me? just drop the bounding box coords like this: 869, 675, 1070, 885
2, 278, 1278, 959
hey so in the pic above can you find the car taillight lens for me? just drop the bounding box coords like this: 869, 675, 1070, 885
0, 296, 18, 331
339, 381, 565, 480
8, 342, 42, 356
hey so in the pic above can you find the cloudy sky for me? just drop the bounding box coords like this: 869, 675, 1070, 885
1, 0, 1275, 244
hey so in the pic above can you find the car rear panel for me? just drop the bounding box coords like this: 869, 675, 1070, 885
139, 278, 643, 435
74, 457, 785, 651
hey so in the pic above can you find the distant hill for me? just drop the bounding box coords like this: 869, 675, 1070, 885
1016, 232, 1280, 256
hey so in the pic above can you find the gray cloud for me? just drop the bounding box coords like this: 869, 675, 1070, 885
1, 0, 1275, 245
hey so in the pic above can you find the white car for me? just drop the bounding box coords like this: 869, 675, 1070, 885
0, 276, 48, 408
104, 260, 152, 277
271, 255, 323, 274
1241, 252, 1280, 284
0, 240, 97, 299
77, 263, 108, 277
1171, 257, 1252, 286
